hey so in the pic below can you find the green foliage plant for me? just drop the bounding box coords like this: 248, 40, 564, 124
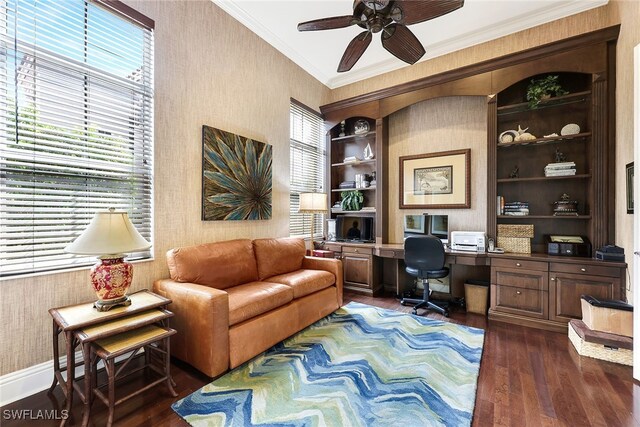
526, 75, 568, 109
340, 190, 364, 211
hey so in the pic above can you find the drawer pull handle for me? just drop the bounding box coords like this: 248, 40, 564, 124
551, 277, 555, 281
580, 268, 586, 272
354, 249, 358, 253
516, 291, 522, 295
516, 262, 522, 267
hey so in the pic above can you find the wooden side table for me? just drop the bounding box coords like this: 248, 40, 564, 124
90, 325, 177, 427
48, 290, 172, 426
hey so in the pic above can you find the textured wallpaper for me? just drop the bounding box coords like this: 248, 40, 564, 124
387, 97, 487, 243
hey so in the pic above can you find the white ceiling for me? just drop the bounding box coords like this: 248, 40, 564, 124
214, 0, 608, 89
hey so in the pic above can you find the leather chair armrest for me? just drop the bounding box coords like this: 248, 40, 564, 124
153, 279, 229, 378
301, 256, 343, 306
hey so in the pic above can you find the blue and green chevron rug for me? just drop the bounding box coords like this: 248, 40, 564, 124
172, 302, 485, 427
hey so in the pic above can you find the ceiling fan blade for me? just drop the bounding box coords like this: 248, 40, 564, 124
381, 24, 425, 65
393, 0, 464, 25
298, 15, 356, 31
337, 31, 372, 72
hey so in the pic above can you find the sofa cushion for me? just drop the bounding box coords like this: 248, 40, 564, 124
167, 239, 259, 290
253, 237, 306, 280
227, 281, 294, 326
265, 269, 335, 299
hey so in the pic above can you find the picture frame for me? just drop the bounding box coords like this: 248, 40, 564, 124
626, 161, 634, 214
399, 149, 471, 209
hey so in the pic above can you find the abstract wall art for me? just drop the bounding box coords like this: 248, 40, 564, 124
202, 125, 272, 220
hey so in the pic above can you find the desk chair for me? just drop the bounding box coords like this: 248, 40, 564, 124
400, 235, 450, 317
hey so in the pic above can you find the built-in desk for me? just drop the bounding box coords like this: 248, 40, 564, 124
324, 241, 627, 331
324, 242, 490, 297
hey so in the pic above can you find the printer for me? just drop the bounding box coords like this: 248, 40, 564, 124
451, 231, 486, 252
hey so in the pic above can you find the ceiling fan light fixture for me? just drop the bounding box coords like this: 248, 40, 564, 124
298, 0, 464, 72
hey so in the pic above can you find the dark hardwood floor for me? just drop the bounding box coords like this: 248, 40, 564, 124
3, 291, 638, 426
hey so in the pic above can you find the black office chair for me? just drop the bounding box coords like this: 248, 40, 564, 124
400, 235, 450, 317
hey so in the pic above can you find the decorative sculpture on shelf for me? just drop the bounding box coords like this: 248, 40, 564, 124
509, 166, 520, 178
363, 143, 374, 160
555, 148, 567, 163
339, 120, 346, 137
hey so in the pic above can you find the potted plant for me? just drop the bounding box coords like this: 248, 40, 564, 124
526, 75, 568, 109
340, 190, 364, 211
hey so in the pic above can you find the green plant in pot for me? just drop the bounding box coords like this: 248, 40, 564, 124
340, 190, 363, 211
526, 75, 568, 109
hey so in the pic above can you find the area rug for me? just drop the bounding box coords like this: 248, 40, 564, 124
172, 302, 485, 427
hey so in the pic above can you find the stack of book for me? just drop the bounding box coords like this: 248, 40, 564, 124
503, 201, 529, 216
545, 162, 576, 177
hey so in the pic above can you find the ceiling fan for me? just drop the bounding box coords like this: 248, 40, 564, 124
298, 0, 464, 72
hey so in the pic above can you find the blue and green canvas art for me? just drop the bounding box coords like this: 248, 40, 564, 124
202, 125, 272, 220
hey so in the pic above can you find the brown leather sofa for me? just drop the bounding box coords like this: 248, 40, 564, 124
153, 237, 343, 377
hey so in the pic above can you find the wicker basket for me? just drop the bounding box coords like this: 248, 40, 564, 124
497, 224, 534, 238
568, 320, 632, 366
497, 236, 531, 254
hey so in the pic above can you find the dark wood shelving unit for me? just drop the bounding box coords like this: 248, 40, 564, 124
331, 187, 376, 192
496, 90, 592, 115
331, 159, 376, 167
497, 174, 591, 183
496, 132, 591, 148
497, 215, 592, 220
331, 130, 376, 142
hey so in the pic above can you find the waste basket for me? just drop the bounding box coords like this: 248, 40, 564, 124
464, 280, 489, 315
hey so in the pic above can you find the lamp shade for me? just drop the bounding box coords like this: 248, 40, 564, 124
65, 208, 151, 256
298, 193, 328, 213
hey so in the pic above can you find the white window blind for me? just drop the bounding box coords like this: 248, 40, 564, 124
289, 99, 325, 239
0, 0, 154, 277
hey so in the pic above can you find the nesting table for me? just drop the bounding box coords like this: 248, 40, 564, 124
48, 290, 174, 426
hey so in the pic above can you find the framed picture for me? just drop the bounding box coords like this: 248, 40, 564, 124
626, 161, 634, 214
399, 149, 470, 209
202, 125, 272, 220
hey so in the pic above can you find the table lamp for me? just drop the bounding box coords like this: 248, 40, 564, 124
298, 193, 328, 251
65, 208, 151, 311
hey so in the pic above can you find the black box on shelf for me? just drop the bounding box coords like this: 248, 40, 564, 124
545, 235, 591, 257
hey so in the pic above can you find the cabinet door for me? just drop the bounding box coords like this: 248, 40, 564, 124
549, 272, 620, 322
343, 254, 372, 289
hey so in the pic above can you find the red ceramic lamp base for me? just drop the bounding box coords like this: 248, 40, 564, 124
90, 256, 134, 312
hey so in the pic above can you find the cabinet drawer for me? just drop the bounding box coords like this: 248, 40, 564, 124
491, 285, 548, 319
549, 262, 621, 278
378, 249, 402, 259
342, 246, 373, 255
323, 243, 342, 253
491, 258, 548, 272
491, 268, 548, 291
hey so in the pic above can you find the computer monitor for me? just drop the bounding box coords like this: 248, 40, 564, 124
403, 214, 448, 244
429, 215, 449, 244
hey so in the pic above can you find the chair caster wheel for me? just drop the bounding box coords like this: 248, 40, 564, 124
443, 311, 449, 318
400, 301, 406, 306
412, 310, 418, 315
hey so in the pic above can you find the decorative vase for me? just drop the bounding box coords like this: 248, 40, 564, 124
90, 256, 133, 310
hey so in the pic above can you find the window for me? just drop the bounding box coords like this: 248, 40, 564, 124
289, 99, 325, 239
0, 0, 154, 277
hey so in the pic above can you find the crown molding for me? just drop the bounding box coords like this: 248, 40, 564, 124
212, 0, 607, 90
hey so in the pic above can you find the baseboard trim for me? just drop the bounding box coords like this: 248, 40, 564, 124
0, 351, 136, 407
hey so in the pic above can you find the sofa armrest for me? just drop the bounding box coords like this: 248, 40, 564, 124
302, 256, 343, 306
153, 279, 229, 378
